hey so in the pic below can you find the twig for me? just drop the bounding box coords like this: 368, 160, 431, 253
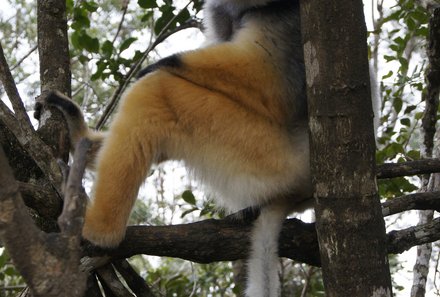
0, 42, 32, 129
111, 5, 129, 44
11, 45, 38, 71
58, 138, 91, 236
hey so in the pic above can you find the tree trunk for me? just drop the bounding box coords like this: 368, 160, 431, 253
37, 0, 71, 162
300, 1, 393, 296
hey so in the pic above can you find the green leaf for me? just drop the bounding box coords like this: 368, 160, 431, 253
404, 105, 417, 114
382, 70, 393, 79
154, 6, 175, 35
70, 31, 82, 49
101, 40, 114, 58
141, 11, 154, 22
393, 97, 403, 113
119, 37, 137, 53
383, 55, 395, 62
83, 1, 98, 12
181, 190, 196, 205
71, 7, 91, 30
400, 118, 411, 126
82, 33, 100, 53
407, 150, 420, 160
91, 60, 108, 80
138, 0, 157, 9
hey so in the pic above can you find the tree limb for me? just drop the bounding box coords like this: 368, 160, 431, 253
82, 212, 440, 268
0, 42, 32, 129
382, 191, 440, 216
0, 144, 87, 297
377, 158, 440, 178
0, 101, 63, 194
387, 217, 440, 254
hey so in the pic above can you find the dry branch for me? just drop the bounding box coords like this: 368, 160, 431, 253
377, 159, 440, 178
388, 217, 440, 254
382, 191, 440, 216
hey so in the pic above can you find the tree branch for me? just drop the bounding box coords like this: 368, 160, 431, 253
0, 42, 32, 129
58, 138, 90, 236
382, 191, 440, 216
377, 158, 440, 178
0, 143, 87, 297
387, 217, 440, 254
0, 101, 63, 194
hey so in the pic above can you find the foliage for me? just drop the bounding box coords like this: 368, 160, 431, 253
374, 0, 430, 198
0, 249, 25, 296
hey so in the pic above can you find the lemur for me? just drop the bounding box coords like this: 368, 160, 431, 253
37, 1, 311, 296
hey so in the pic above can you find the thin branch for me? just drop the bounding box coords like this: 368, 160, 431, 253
111, 5, 129, 44
11, 45, 38, 71
0, 42, 32, 129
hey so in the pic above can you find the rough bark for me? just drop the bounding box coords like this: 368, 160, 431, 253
300, 1, 393, 296
79, 215, 440, 267
377, 158, 440, 178
411, 7, 440, 297
36, 0, 71, 162
0, 143, 88, 297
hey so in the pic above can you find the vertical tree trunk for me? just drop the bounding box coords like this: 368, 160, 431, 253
412, 8, 440, 296
37, 0, 71, 162
300, 1, 393, 296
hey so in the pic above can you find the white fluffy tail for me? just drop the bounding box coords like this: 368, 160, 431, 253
245, 202, 290, 297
